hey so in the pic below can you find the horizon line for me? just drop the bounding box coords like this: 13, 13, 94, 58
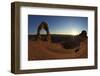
28, 33, 80, 36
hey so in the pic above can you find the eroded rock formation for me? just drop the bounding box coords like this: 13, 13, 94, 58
37, 21, 51, 41
79, 30, 87, 42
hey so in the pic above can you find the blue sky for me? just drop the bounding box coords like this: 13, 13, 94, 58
28, 15, 88, 35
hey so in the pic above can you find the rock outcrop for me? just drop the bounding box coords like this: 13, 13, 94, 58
36, 21, 51, 41
79, 30, 87, 41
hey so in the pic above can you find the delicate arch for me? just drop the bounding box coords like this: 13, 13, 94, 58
37, 21, 51, 41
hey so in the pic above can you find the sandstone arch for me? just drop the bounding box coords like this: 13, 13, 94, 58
37, 21, 51, 41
